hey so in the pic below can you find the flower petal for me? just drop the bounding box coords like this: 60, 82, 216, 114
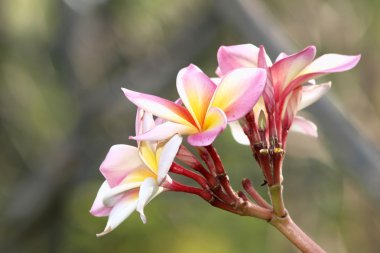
217, 44, 260, 75
187, 107, 227, 146
282, 88, 302, 131
135, 108, 155, 136
275, 52, 288, 62
257, 45, 272, 68
298, 54, 361, 76
131, 121, 197, 142
139, 140, 158, 173
257, 46, 275, 112
136, 177, 159, 224
136, 109, 157, 168
90, 181, 112, 217
122, 88, 195, 127
215, 67, 222, 76
211, 68, 266, 121
283, 54, 360, 97
176, 64, 216, 129
211, 77, 221, 85
100, 145, 144, 188
290, 116, 318, 137
96, 191, 139, 237
101, 166, 156, 209
229, 121, 250, 145
103, 181, 142, 207
298, 82, 331, 111
122, 166, 157, 184
157, 134, 183, 184
271, 46, 316, 95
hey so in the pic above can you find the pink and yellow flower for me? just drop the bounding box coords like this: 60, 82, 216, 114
122, 64, 266, 146
90, 110, 182, 236
217, 44, 360, 144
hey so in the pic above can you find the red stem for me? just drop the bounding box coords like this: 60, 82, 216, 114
237, 191, 249, 202
209, 198, 241, 214
211, 185, 234, 204
258, 149, 274, 186
272, 148, 284, 185
204, 145, 240, 202
242, 178, 272, 209
268, 113, 277, 141
176, 145, 213, 180
245, 111, 261, 143
259, 129, 268, 148
197, 147, 234, 204
170, 162, 209, 189
197, 147, 218, 177
165, 181, 212, 201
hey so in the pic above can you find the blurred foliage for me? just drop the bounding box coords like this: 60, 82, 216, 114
1, 0, 380, 252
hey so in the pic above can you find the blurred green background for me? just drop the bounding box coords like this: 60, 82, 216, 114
1, 0, 380, 252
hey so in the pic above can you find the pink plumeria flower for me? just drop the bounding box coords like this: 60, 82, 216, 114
217, 44, 360, 145
122, 64, 266, 146
90, 110, 182, 236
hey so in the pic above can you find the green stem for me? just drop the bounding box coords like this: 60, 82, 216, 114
269, 184, 286, 217
268, 183, 325, 252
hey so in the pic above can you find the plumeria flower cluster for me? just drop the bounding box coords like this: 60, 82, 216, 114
91, 43, 359, 252
216, 44, 360, 193
221, 45, 360, 146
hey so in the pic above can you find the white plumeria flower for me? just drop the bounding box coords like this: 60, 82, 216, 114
90, 109, 182, 236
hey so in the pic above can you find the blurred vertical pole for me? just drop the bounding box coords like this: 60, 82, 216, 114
216, 0, 380, 203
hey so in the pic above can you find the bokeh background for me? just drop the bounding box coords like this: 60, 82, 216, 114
1, 0, 380, 252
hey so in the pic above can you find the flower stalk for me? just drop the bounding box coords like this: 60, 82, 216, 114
170, 162, 209, 190
165, 180, 213, 202
268, 184, 286, 217
204, 145, 240, 202
270, 215, 327, 253
242, 178, 271, 209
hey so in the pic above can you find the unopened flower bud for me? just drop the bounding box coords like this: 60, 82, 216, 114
258, 110, 266, 131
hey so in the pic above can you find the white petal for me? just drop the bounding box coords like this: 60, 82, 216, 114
299, 54, 361, 76
96, 193, 139, 237
103, 181, 141, 207
135, 108, 156, 136
229, 121, 250, 145
132, 121, 196, 142
298, 82, 331, 111
136, 177, 159, 224
290, 116, 318, 137
211, 77, 221, 85
275, 52, 288, 62
90, 181, 112, 217
157, 135, 183, 184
